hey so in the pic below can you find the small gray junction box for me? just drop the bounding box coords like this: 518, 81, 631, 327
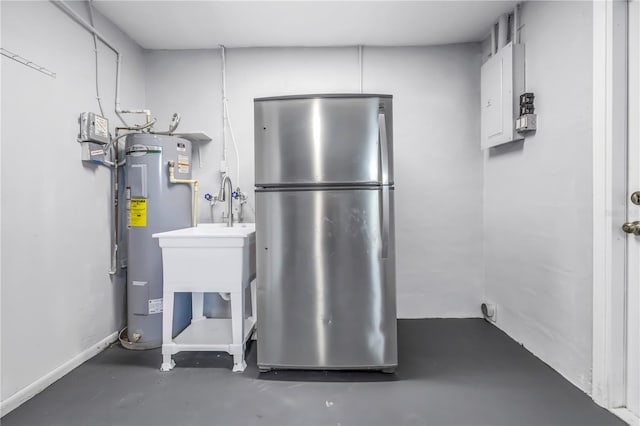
78, 112, 109, 144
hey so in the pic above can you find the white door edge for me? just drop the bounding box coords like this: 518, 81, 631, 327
626, 0, 640, 417
592, 0, 628, 409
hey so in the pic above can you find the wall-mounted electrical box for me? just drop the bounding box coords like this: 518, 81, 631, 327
78, 112, 109, 144
78, 112, 109, 163
481, 42, 525, 149
80, 142, 107, 163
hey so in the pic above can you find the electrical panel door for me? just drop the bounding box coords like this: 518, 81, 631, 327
481, 42, 525, 149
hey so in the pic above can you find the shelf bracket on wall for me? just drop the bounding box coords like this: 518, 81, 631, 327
0, 47, 56, 79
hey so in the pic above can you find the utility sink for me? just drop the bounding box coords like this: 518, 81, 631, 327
153, 223, 257, 372
154, 222, 255, 242
153, 223, 256, 292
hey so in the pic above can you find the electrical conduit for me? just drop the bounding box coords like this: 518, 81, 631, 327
50, 0, 152, 127
50, 0, 156, 274
220, 45, 241, 189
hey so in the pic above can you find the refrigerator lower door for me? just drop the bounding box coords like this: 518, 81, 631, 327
256, 187, 397, 369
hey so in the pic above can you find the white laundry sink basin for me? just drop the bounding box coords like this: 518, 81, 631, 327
200, 222, 255, 229
154, 223, 255, 242
153, 223, 256, 292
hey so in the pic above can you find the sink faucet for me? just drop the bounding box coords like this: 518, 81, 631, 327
217, 174, 234, 227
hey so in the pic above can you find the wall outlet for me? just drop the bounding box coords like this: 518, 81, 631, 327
481, 302, 497, 322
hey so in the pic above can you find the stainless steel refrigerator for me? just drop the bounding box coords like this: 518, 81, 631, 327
254, 94, 397, 371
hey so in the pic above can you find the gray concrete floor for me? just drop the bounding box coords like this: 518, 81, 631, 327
2, 319, 626, 426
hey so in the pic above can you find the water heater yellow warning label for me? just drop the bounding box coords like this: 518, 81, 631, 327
130, 198, 147, 227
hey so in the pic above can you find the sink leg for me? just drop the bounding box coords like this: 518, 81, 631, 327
160, 356, 175, 372
250, 280, 258, 341
250, 279, 257, 326
161, 292, 175, 371
230, 290, 245, 372
191, 292, 204, 323
232, 357, 247, 372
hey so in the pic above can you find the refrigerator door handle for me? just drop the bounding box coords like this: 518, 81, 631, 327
380, 185, 390, 259
378, 111, 389, 185
378, 111, 390, 259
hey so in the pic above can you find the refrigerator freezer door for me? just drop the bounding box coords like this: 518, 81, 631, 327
256, 187, 397, 369
255, 95, 393, 187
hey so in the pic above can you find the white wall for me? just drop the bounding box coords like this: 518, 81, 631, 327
144, 49, 223, 226
1, 0, 146, 408
144, 45, 484, 319
365, 46, 484, 318
483, 1, 593, 392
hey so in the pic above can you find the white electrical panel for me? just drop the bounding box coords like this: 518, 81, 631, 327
481, 42, 525, 149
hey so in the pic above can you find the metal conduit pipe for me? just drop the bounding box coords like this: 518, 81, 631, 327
50, 1, 117, 54
107, 131, 130, 275
109, 143, 119, 275
50, 0, 153, 127
514, 3, 520, 44
50, 0, 127, 126
51, 0, 158, 276
86, 1, 104, 117
220, 45, 227, 164
168, 161, 199, 227
100, 129, 133, 284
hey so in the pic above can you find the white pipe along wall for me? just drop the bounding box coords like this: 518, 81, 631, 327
1, 0, 146, 414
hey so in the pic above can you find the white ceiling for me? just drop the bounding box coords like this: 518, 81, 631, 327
92, 1, 518, 49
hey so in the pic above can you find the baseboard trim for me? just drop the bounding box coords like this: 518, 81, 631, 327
0, 331, 118, 417
610, 408, 640, 425
486, 319, 592, 393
